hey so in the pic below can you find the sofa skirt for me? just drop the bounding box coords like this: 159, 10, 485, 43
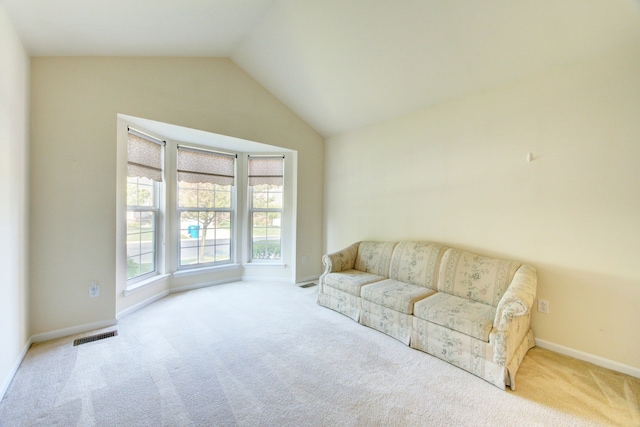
317, 287, 361, 321
411, 317, 508, 389
411, 318, 535, 390
360, 300, 413, 345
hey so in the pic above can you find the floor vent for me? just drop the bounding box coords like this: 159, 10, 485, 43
299, 282, 318, 288
73, 331, 117, 346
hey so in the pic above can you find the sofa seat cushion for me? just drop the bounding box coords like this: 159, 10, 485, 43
361, 279, 435, 314
413, 292, 496, 342
323, 269, 386, 296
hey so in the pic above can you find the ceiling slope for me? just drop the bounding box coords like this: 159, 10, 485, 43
1, 0, 276, 56
3, 0, 640, 137
232, 0, 640, 137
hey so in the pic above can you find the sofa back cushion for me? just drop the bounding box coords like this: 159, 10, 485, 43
354, 241, 397, 277
388, 241, 447, 289
437, 248, 521, 307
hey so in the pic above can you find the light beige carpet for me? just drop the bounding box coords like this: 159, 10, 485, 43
1, 281, 638, 426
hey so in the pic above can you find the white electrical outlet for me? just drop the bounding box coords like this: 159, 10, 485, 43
89, 281, 100, 298
537, 298, 549, 314
301, 255, 307, 264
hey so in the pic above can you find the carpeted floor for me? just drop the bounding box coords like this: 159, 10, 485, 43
1, 281, 639, 426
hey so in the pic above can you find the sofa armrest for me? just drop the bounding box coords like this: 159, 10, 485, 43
491, 264, 537, 366
319, 242, 360, 292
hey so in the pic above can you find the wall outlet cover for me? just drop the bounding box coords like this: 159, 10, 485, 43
538, 298, 549, 314
89, 282, 100, 298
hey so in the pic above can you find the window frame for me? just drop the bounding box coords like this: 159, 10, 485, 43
248, 156, 284, 263
125, 126, 165, 285
126, 176, 160, 283
176, 146, 237, 270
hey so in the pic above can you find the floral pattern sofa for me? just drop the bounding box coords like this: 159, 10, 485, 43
318, 241, 537, 390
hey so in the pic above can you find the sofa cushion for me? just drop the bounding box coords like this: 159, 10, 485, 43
324, 269, 386, 296
361, 279, 435, 314
388, 241, 447, 289
354, 241, 397, 277
437, 249, 521, 307
413, 292, 496, 342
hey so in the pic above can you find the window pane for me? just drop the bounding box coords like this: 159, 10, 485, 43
178, 186, 198, 208
140, 232, 154, 250
180, 211, 199, 237
127, 256, 141, 279
214, 188, 232, 208
180, 236, 199, 248
201, 245, 215, 264
251, 211, 281, 260
127, 181, 138, 206
215, 244, 231, 262
179, 209, 232, 267
252, 190, 269, 209
269, 192, 283, 209
251, 184, 283, 209
139, 252, 155, 276
127, 240, 141, 257
179, 182, 233, 210
180, 247, 198, 266
137, 181, 154, 206
252, 212, 266, 227
197, 188, 215, 208
216, 211, 231, 231
127, 176, 155, 208
267, 212, 281, 228
126, 210, 156, 280
252, 239, 281, 260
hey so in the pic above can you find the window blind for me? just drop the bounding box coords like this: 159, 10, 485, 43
127, 129, 164, 182
248, 156, 284, 186
177, 146, 235, 186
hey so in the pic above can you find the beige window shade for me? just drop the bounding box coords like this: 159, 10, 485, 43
177, 147, 235, 186
248, 156, 284, 186
127, 131, 163, 182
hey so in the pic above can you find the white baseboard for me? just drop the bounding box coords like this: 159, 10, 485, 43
535, 338, 640, 379
117, 290, 170, 320
1, 337, 33, 402
30, 319, 118, 344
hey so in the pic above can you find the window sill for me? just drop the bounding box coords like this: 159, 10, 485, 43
173, 263, 241, 278
124, 273, 170, 296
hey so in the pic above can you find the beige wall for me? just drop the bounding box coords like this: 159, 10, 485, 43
0, 5, 30, 396
324, 44, 640, 370
30, 57, 324, 336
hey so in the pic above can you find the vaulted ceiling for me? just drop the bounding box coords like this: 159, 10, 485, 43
3, 0, 640, 137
